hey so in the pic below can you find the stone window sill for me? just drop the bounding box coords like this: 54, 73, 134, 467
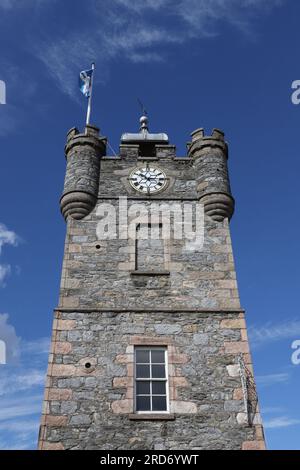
129, 413, 175, 421
130, 271, 170, 276
137, 157, 159, 161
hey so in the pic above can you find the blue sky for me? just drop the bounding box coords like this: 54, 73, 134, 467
0, 0, 300, 450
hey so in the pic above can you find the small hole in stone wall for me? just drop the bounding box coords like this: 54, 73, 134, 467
85, 362, 91, 369
95, 245, 101, 250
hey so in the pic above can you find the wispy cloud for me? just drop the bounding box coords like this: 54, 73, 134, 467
33, 19, 183, 98
256, 373, 290, 387
0, 334, 49, 449
264, 416, 300, 429
174, 0, 284, 35
249, 319, 300, 349
260, 405, 300, 431
0, 265, 11, 286
0, 369, 46, 396
129, 52, 164, 63
0, 419, 40, 433
0, 223, 20, 286
21, 337, 50, 356
0, 395, 43, 421
0, 394, 43, 449
0, 223, 19, 254
261, 406, 285, 414
0, 417, 41, 449
5, 0, 284, 99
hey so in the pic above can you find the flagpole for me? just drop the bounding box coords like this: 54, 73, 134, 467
86, 62, 95, 128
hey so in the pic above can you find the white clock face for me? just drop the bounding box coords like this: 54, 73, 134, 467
129, 166, 167, 194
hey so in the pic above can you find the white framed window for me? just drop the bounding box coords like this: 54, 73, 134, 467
134, 346, 169, 413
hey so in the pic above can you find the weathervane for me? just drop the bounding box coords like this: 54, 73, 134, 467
137, 98, 148, 117
137, 98, 149, 134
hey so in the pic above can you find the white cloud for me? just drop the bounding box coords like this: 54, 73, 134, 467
0, 223, 19, 286
0, 418, 39, 433
0, 264, 11, 286
175, 0, 283, 32
0, 336, 49, 395
0, 313, 20, 363
0, 394, 43, 421
0, 368, 46, 396
0, 440, 37, 450
21, 337, 50, 356
256, 373, 289, 387
129, 52, 164, 63
34, 19, 183, 98
249, 319, 300, 349
29, 0, 285, 98
264, 416, 300, 429
261, 406, 285, 414
0, 334, 48, 449
0, 223, 18, 254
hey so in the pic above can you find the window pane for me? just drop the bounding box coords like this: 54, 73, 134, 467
136, 350, 149, 364
152, 381, 166, 395
151, 350, 165, 364
136, 381, 150, 395
136, 396, 151, 411
136, 364, 150, 378
151, 364, 165, 378
152, 396, 167, 411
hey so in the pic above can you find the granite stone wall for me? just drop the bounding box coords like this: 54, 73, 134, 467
58, 209, 241, 311
39, 310, 265, 450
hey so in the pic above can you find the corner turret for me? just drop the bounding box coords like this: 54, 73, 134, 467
188, 128, 234, 221
60, 124, 107, 220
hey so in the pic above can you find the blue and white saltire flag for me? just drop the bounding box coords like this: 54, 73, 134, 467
79, 68, 93, 98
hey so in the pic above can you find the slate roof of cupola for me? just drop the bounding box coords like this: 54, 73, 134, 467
121, 114, 169, 144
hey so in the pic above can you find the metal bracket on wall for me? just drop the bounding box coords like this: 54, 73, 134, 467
238, 354, 258, 426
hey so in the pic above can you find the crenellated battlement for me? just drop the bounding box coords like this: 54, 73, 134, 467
65, 125, 107, 155
191, 127, 225, 141
187, 128, 228, 158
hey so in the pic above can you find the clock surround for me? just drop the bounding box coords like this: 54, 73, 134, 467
129, 164, 167, 194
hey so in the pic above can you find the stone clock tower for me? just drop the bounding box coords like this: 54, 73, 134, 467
38, 116, 265, 450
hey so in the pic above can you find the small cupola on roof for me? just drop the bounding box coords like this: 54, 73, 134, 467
121, 114, 169, 158
121, 115, 169, 144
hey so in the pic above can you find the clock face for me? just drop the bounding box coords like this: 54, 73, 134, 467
129, 165, 167, 194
